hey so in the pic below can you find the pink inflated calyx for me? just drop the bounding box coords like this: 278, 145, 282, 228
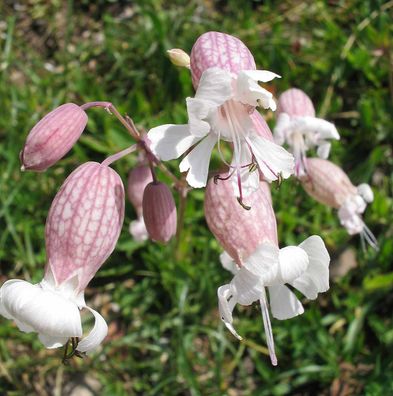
21, 103, 88, 171
204, 174, 277, 265
277, 88, 315, 118
299, 158, 355, 208
190, 31, 256, 89
127, 165, 153, 217
46, 161, 125, 292
142, 182, 177, 243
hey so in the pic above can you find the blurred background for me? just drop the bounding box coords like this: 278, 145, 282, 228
0, 0, 392, 395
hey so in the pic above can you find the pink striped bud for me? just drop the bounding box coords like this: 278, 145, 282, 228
0, 161, 124, 351
46, 161, 125, 291
142, 182, 177, 243
127, 165, 153, 217
190, 31, 256, 88
300, 158, 377, 247
204, 175, 277, 265
21, 103, 88, 171
277, 88, 315, 117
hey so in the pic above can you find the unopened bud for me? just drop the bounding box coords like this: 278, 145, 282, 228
45, 161, 125, 292
142, 182, 177, 243
127, 165, 153, 217
21, 103, 88, 171
204, 175, 277, 265
167, 48, 190, 68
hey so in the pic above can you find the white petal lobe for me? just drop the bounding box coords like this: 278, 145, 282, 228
147, 124, 199, 161
179, 133, 216, 188
77, 306, 108, 353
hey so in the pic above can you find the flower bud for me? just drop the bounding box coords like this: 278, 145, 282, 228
20, 103, 88, 171
142, 182, 177, 243
190, 31, 256, 89
127, 165, 153, 217
167, 48, 191, 68
204, 175, 277, 265
46, 161, 125, 292
277, 88, 315, 118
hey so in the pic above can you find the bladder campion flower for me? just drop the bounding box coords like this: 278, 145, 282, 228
148, 32, 294, 205
0, 162, 124, 351
274, 88, 340, 176
204, 175, 330, 365
300, 158, 377, 248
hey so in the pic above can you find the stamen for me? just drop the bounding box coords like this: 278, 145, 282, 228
259, 288, 277, 366
214, 170, 235, 184
237, 197, 251, 211
361, 223, 379, 251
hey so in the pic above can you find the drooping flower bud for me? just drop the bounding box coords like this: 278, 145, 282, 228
142, 182, 177, 243
20, 103, 88, 171
274, 89, 340, 176
299, 158, 377, 248
127, 165, 153, 242
205, 175, 330, 366
0, 162, 125, 352
167, 48, 191, 68
190, 31, 256, 88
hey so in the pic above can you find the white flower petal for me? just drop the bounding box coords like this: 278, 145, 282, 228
129, 217, 149, 242
273, 113, 290, 145
236, 74, 275, 109
231, 143, 260, 198
0, 279, 82, 342
220, 251, 239, 275
357, 183, 374, 203
247, 133, 294, 182
186, 97, 214, 137
301, 117, 340, 140
39, 334, 69, 349
217, 285, 242, 340
240, 70, 281, 83
179, 133, 216, 188
77, 306, 108, 353
278, 246, 309, 283
244, 242, 280, 282
147, 124, 199, 161
195, 67, 233, 104
317, 142, 331, 159
291, 235, 330, 300
268, 285, 304, 320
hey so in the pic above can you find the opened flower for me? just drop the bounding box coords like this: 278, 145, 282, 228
300, 157, 377, 248
204, 175, 330, 365
0, 162, 124, 351
148, 32, 294, 203
274, 88, 340, 176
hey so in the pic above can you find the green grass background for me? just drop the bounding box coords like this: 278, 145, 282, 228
0, 0, 392, 395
